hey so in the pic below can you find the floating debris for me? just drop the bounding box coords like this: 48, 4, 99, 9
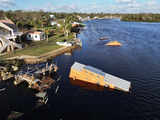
14, 63, 58, 92
64, 52, 72, 56
99, 37, 108, 40
106, 41, 122, 46
0, 88, 6, 92
35, 92, 48, 104
0, 66, 13, 81
7, 111, 24, 120
69, 62, 131, 92
55, 85, 60, 94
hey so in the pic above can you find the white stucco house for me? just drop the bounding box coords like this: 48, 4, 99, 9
26, 31, 45, 41
49, 15, 55, 19
50, 21, 61, 27
50, 21, 57, 26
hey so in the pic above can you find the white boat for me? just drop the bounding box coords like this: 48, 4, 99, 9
56, 42, 72, 47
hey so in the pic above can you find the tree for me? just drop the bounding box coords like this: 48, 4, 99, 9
63, 15, 79, 37
45, 29, 49, 42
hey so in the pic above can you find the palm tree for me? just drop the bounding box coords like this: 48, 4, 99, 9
45, 28, 49, 42
63, 15, 78, 37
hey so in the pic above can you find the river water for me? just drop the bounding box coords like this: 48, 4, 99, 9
53, 19, 160, 120
1, 19, 160, 120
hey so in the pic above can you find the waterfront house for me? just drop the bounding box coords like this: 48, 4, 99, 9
26, 31, 45, 41
50, 21, 61, 27
49, 14, 55, 19
77, 15, 83, 21
50, 21, 57, 26
0, 19, 22, 41
72, 22, 80, 27
50, 19, 61, 27
82, 16, 90, 21
49, 14, 61, 27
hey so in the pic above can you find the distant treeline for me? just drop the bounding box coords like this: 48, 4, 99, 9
0, 10, 80, 30
0, 10, 121, 20
1, 10, 160, 26
121, 14, 160, 22
0, 10, 121, 30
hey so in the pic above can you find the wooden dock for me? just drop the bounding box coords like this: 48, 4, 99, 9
14, 63, 57, 92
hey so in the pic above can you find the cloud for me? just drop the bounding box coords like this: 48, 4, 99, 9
7, 0, 160, 13
39, 3, 82, 13
116, 0, 133, 3
143, 0, 160, 13
112, 0, 160, 13
53, 4, 81, 13
0, 0, 16, 8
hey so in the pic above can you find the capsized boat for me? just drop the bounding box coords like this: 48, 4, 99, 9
106, 41, 122, 46
69, 62, 131, 92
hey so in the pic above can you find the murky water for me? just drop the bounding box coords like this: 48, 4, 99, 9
54, 19, 160, 120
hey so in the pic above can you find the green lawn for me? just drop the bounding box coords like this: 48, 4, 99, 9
3, 33, 74, 57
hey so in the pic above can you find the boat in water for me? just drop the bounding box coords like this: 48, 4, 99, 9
56, 42, 73, 47
106, 41, 122, 46
99, 37, 108, 40
69, 62, 131, 92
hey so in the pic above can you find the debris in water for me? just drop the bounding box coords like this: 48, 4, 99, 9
99, 37, 108, 40
14, 63, 58, 92
7, 111, 24, 120
55, 85, 60, 94
35, 92, 48, 105
106, 41, 122, 46
69, 62, 131, 92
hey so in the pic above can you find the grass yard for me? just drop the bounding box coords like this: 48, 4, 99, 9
3, 33, 74, 58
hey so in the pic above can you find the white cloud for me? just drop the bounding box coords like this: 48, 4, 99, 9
0, 0, 16, 8
116, 0, 132, 3
112, 0, 160, 13
146, 0, 157, 6
12, 0, 160, 13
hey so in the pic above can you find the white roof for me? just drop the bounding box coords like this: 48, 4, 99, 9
71, 62, 131, 92
104, 73, 131, 92
71, 62, 85, 71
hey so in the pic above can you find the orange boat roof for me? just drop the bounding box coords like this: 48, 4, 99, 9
106, 41, 122, 46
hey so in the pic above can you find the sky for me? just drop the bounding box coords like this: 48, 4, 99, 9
0, 0, 160, 13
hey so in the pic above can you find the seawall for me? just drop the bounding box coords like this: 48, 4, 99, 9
7, 45, 80, 64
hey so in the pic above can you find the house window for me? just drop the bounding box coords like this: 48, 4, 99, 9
35, 35, 38, 38
42, 34, 45, 39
